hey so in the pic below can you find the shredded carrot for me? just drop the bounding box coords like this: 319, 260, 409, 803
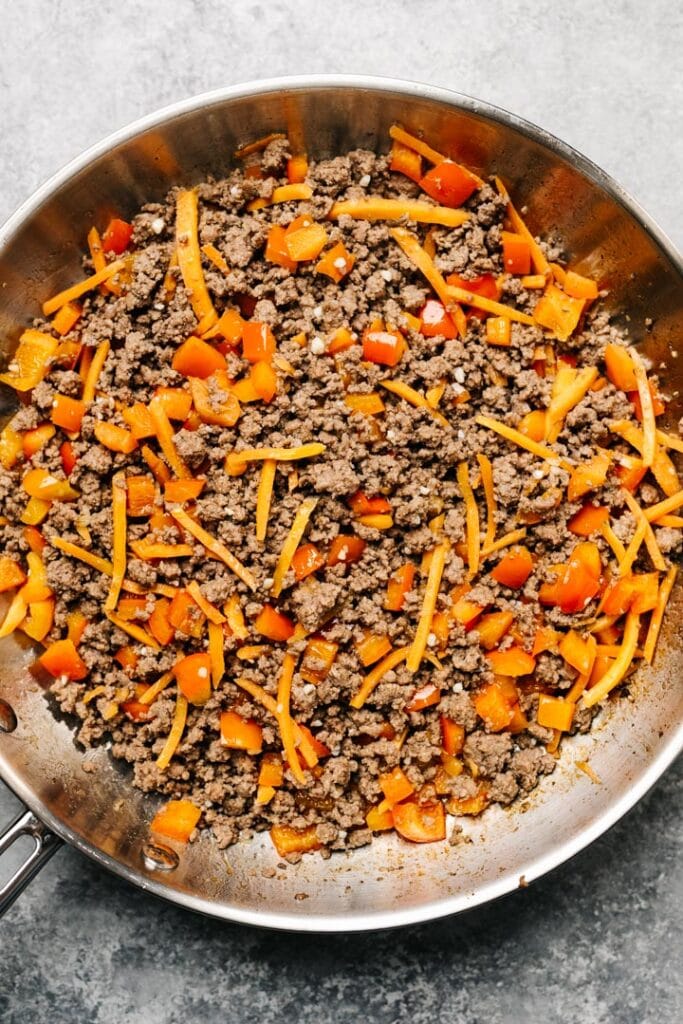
575, 760, 601, 785
618, 519, 647, 576
350, 646, 410, 709
388, 125, 446, 166
207, 621, 225, 687
480, 527, 528, 558
234, 132, 287, 158
201, 243, 229, 275
656, 428, 683, 454
0, 592, 27, 638
276, 652, 306, 784
475, 414, 573, 470
331, 197, 470, 229
566, 672, 591, 703
82, 685, 106, 705
494, 176, 550, 276
156, 692, 188, 770
406, 543, 447, 673
629, 347, 656, 467
644, 488, 683, 523
643, 565, 677, 664
611, 420, 680, 496
138, 671, 174, 706
169, 506, 256, 590
582, 611, 640, 707
271, 497, 318, 598
42, 259, 127, 316
256, 459, 276, 542
50, 536, 173, 597
82, 340, 110, 405
225, 442, 325, 474
175, 189, 217, 331
457, 462, 480, 578
87, 226, 107, 275
600, 522, 627, 563
622, 489, 666, 571
588, 614, 619, 635
236, 644, 271, 661
186, 581, 225, 624
224, 594, 249, 640
389, 226, 466, 330
141, 443, 172, 484
106, 611, 160, 649
148, 397, 191, 479
104, 472, 127, 612
379, 379, 449, 428
270, 183, 313, 204
476, 453, 496, 548
233, 675, 318, 768
656, 514, 683, 528
445, 282, 535, 325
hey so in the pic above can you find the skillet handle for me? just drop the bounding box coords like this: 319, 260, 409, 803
0, 808, 62, 916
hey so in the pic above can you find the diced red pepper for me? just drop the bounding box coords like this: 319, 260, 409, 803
419, 299, 458, 339
420, 161, 478, 208
102, 218, 134, 255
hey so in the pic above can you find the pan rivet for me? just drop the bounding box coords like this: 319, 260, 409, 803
0, 699, 17, 733
142, 839, 179, 872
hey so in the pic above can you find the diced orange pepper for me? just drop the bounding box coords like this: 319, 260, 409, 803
615, 454, 647, 492
259, 753, 284, 788
189, 373, 242, 427
242, 322, 276, 363
23, 526, 45, 554
120, 700, 150, 722
630, 572, 659, 614
604, 343, 637, 391
148, 598, 175, 645
175, 652, 212, 705
366, 804, 395, 831
420, 161, 478, 208
316, 242, 355, 283
59, 440, 77, 476
539, 542, 602, 613
533, 284, 584, 341
389, 140, 422, 182
392, 799, 446, 843
265, 224, 297, 272
446, 273, 500, 319
348, 490, 392, 516
102, 218, 133, 254
474, 680, 516, 731
291, 543, 325, 581
40, 638, 88, 680
491, 546, 534, 588
285, 222, 328, 262
486, 647, 536, 677
379, 766, 414, 806
486, 316, 512, 346
475, 611, 514, 650
532, 625, 561, 655
254, 604, 295, 642
250, 360, 278, 402
164, 478, 205, 503
0, 423, 23, 469
114, 645, 138, 672
440, 716, 465, 755
537, 694, 575, 732
567, 451, 611, 502
153, 387, 193, 421
220, 709, 263, 752
65, 610, 88, 647
568, 504, 609, 536
327, 535, 366, 567
51, 301, 82, 336
286, 154, 308, 184
22, 423, 56, 458
51, 395, 85, 433
172, 336, 227, 378
501, 231, 531, 275
385, 562, 416, 611
151, 799, 201, 843
270, 824, 321, 857
559, 630, 597, 675
300, 638, 338, 683
430, 610, 450, 648
356, 632, 392, 667
122, 402, 156, 439
450, 588, 486, 629
563, 270, 598, 301
406, 682, 441, 712
362, 323, 406, 367
168, 590, 205, 638
327, 327, 356, 354
126, 475, 156, 516
419, 299, 458, 339
447, 791, 489, 816
297, 723, 331, 759
344, 393, 384, 415
22, 467, 78, 501
116, 597, 148, 621
213, 308, 245, 345
518, 410, 547, 442
0, 557, 26, 593
93, 421, 137, 454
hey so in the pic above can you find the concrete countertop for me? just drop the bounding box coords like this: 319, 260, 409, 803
0, 2, 681, 1022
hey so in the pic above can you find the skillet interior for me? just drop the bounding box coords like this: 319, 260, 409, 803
0, 78, 681, 931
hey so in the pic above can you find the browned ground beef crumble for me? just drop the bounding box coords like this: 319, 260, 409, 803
1, 137, 677, 858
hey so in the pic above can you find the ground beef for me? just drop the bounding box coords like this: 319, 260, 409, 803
0, 135, 672, 862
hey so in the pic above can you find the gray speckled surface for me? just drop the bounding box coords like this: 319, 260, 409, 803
0, 1, 681, 1021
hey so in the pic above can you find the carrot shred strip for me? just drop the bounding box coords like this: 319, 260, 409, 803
186, 581, 225, 624
175, 189, 218, 330
476, 454, 496, 549
138, 671, 175, 706
494, 177, 550, 275
407, 543, 447, 673
207, 621, 225, 687
157, 692, 188, 770
106, 611, 160, 650
104, 472, 127, 612
256, 459, 276, 542
271, 497, 318, 598
234, 674, 318, 768
617, 519, 647, 576
276, 652, 306, 785
389, 226, 465, 330
629, 347, 656, 467
388, 125, 446, 165
600, 522, 627, 563
169, 506, 256, 590
622, 489, 666, 571
350, 646, 410, 709
148, 398, 191, 480
581, 611, 640, 707
330, 197, 470, 228
379, 379, 450, 427
82, 340, 110, 405
480, 528, 528, 558
475, 414, 573, 470
642, 565, 677, 664
457, 462, 480, 578
42, 260, 127, 316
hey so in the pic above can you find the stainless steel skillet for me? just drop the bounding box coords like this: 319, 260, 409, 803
0, 76, 681, 931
